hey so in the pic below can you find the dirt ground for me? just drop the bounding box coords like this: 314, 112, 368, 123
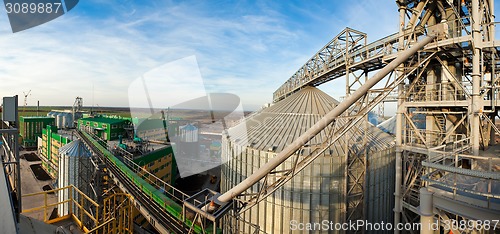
19, 150, 57, 221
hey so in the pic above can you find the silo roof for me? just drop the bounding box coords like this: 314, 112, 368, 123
377, 115, 396, 135
180, 124, 197, 131
228, 86, 394, 154
59, 139, 91, 157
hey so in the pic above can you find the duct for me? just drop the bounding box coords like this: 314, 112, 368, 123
408, 1, 426, 29
216, 35, 436, 204
419, 188, 434, 234
445, 113, 467, 134
420, 4, 436, 27
436, 0, 447, 22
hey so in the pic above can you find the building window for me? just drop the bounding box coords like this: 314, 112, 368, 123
111, 125, 117, 129
102, 124, 107, 129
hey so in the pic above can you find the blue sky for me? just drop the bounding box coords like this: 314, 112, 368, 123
0, 0, 404, 110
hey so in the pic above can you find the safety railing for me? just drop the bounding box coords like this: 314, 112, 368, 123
21, 185, 101, 233
273, 17, 472, 103
123, 155, 190, 203
422, 154, 500, 209
427, 136, 471, 163
406, 82, 471, 102
405, 128, 469, 149
80, 126, 190, 204
483, 21, 500, 43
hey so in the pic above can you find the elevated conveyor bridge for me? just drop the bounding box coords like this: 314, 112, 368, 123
272, 17, 500, 103
75, 130, 220, 234
77, 6, 500, 233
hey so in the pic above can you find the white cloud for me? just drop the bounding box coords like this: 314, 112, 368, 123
0, 0, 399, 111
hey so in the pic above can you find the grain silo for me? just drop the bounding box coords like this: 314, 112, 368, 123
221, 87, 395, 233
56, 112, 64, 129
179, 124, 199, 142
57, 139, 91, 217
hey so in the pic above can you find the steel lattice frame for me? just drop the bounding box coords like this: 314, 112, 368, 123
394, 0, 500, 233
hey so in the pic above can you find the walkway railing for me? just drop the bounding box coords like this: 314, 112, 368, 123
273, 17, 473, 102
21, 185, 101, 233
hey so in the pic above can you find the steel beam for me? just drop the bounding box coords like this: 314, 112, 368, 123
430, 188, 500, 221
217, 35, 436, 204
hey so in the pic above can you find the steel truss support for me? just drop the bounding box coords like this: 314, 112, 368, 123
218, 39, 436, 215
102, 193, 134, 234
395, 0, 499, 233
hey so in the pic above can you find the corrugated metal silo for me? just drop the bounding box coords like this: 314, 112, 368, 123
57, 139, 91, 217
61, 112, 73, 129
221, 87, 395, 233
55, 112, 64, 129
179, 124, 199, 142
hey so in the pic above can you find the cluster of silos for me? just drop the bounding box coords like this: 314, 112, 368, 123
221, 87, 395, 233
47, 111, 72, 129
47, 110, 83, 129
57, 139, 91, 217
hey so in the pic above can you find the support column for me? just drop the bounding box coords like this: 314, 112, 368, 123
394, 2, 405, 232
471, 0, 482, 155
394, 83, 404, 232
489, 0, 496, 147
489, 0, 495, 42
345, 30, 351, 97
419, 188, 434, 234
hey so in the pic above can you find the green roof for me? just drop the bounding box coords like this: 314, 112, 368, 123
79, 117, 129, 125
133, 146, 173, 165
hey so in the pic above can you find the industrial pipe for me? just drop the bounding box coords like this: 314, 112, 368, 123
216, 35, 436, 204
436, 1, 447, 22
419, 187, 434, 234
420, 4, 436, 28
407, 1, 426, 29
471, 0, 481, 155
394, 5, 407, 233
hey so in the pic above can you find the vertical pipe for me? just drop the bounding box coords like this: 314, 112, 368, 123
471, 0, 482, 155
394, 82, 404, 233
489, 0, 495, 41
419, 188, 434, 234
394, 1, 406, 232
489, 0, 496, 147
363, 103, 368, 222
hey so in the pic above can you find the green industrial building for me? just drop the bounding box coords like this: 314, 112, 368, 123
40, 125, 72, 178
133, 146, 177, 185
77, 115, 130, 141
19, 116, 55, 148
